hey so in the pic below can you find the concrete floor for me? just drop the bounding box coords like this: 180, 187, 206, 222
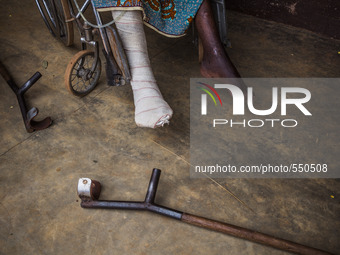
1, 1, 339, 254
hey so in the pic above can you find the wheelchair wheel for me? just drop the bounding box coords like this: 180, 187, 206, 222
65, 50, 101, 97
35, 0, 74, 46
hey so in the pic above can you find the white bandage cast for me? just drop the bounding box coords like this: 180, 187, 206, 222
112, 10, 173, 128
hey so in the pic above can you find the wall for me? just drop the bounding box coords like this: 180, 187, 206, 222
226, 0, 340, 39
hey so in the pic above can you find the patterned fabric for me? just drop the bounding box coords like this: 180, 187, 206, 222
92, 0, 204, 37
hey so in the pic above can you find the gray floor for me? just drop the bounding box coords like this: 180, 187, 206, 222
1, 1, 339, 254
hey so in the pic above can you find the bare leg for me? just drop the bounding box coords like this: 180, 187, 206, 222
195, 0, 241, 79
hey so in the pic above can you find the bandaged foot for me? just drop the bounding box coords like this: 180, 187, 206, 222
112, 10, 173, 128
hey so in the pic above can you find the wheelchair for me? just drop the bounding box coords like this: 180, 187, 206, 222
35, 0, 228, 96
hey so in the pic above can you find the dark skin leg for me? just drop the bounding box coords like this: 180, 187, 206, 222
195, 0, 243, 80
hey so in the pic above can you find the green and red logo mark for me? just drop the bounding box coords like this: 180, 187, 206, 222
197, 82, 222, 115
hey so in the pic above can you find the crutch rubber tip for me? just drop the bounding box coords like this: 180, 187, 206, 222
77, 178, 101, 200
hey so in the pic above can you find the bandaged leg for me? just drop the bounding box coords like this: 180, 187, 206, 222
112, 10, 173, 128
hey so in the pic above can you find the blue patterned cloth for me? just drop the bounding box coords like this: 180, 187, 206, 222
92, 0, 204, 37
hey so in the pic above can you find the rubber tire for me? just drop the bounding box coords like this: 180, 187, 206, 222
60, 0, 74, 46
36, 0, 73, 46
65, 50, 101, 97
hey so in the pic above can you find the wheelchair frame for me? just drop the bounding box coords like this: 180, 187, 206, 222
35, 0, 131, 96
